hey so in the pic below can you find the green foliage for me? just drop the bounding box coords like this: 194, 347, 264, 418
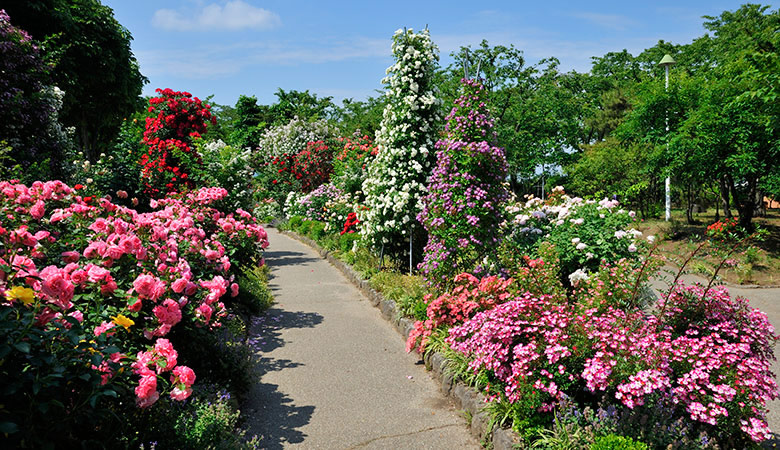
3, 0, 147, 160
590, 434, 648, 450
65, 115, 146, 203
567, 139, 658, 218
234, 264, 274, 316
308, 221, 327, 240
287, 215, 303, 230
229, 94, 270, 150
0, 306, 127, 447
339, 232, 361, 253
0, 11, 72, 179
332, 96, 387, 137
174, 394, 258, 449
191, 139, 255, 211
271, 88, 335, 124
133, 388, 259, 449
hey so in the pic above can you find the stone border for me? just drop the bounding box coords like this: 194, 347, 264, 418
280, 229, 521, 449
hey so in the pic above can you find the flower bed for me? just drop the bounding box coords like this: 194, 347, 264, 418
0, 180, 269, 446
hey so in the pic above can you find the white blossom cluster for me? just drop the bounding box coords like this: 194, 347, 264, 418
256, 116, 332, 161
198, 139, 254, 210
361, 28, 442, 249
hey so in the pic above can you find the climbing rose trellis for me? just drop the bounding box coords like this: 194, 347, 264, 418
418, 78, 509, 285
361, 28, 442, 255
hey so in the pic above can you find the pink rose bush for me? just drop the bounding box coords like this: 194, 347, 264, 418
442, 279, 778, 445
0, 180, 268, 443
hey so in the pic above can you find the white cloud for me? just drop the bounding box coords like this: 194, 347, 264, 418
153, 1, 281, 31
573, 12, 635, 31
135, 36, 390, 80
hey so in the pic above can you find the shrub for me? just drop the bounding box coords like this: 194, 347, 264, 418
308, 221, 326, 240
590, 434, 648, 450
445, 281, 778, 446
339, 232, 361, 253
0, 10, 71, 180
141, 88, 216, 197
331, 133, 378, 197
406, 273, 513, 354
500, 188, 652, 287
191, 139, 255, 211
287, 215, 303, 230
0, 181, 269, 446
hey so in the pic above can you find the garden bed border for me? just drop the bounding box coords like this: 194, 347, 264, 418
279, 229, 521, 449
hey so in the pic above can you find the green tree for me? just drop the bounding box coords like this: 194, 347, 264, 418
2, 0, 147, 160
616, 4, 780, 230
269, 88, 336, 125
228, 95, 271, 150
332, 95, 387, 137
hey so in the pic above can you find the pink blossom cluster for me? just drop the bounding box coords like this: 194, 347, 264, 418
0, 181, 269, 408
406, 273, 513, 353
445, 277, 779, 443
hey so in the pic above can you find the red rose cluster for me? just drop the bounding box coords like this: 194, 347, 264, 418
269, 140, 334, 193
341, 212, 360, 235
141, 88, 216, 197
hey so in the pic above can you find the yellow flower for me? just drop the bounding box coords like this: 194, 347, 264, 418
5, 286, 35, 305
112, 314, 134, 330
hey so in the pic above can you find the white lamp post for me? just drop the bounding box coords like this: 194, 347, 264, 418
659, 54, 676, 222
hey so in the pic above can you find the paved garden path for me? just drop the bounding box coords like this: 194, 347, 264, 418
243, 228, 479, 449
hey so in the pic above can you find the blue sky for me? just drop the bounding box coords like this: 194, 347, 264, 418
102, 0, 761, 107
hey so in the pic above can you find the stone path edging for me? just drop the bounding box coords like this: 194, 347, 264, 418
279, 230, 521, 449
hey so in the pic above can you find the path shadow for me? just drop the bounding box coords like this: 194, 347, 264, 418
246, 308, 323, 355
245, 381, 315, 449
264, 249, 320, 268
243, 308, 323, 447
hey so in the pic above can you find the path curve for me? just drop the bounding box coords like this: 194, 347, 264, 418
243, 228, 479, 449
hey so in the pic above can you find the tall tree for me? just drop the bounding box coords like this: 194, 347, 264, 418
0, 9, 68, 180
1, 0, 147, 160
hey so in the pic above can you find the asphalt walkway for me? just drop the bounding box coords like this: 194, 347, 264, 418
243, 228, 479, 449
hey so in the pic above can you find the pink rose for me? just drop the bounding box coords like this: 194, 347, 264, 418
70, 269, 88, 286
106, 245, 125, 260
60, 251, 81, 263
135, 374, 159, 408
94, 321, 116, 337
230, 283, 239, 297
153, 299, 182, 327
101, 278, 118, 295
30, 200, 45, 220
184, 282, 198, 296
88, 218, 109, 233
153, 338, 177, 372
172, 365, 196, 386
40, 266, 74, 309
133, 274, 166, 301
195, 303, 212, 323
171, 278, 188, 294
86, 264, 110, 283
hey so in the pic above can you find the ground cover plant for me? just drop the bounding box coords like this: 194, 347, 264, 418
0, 180, 269, 447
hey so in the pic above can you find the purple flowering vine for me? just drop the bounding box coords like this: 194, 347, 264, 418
417, 78, 509, 285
